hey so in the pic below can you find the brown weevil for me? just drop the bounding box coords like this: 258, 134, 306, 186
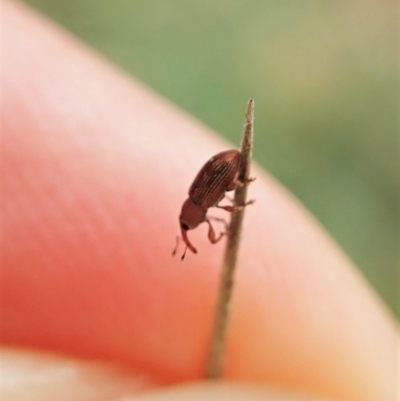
172, 149, 254, 260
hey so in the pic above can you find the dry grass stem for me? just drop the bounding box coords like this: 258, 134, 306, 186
205, 99, 255, 379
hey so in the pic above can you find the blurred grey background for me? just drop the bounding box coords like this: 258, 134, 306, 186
22, 0, 398, 317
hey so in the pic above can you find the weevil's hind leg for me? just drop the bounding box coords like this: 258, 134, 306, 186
235, 176, 256, 188
241, 198, 256, 207
245, 176, 256, 184
206, 218, 226, 244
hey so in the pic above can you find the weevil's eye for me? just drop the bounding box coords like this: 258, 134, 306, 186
180, 223, 189, 231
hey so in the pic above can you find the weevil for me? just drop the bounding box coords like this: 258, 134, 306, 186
172, 149, 254, 260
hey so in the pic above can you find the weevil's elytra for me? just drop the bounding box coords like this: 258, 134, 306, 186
189, 150, 241, 208
172, 149, 254, 261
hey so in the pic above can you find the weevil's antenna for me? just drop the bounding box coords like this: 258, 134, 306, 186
172, 231, 197, 261
181, 245, 188, 261
172, 236, 180, 256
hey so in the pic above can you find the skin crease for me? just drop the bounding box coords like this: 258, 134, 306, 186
1, 1, 399, 401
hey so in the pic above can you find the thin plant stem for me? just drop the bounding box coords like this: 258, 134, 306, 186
205, 99, 255, 379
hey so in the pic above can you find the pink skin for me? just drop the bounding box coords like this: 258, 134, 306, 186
2, 2, 398, 401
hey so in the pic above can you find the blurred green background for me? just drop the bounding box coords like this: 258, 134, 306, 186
22, 0, 398, 317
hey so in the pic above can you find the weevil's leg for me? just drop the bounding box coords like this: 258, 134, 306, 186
246, 176, 256, 183
241, 198, 256, 207
235, 176, 256, 188
208, 215, 229, 231
226, 176, 256, 192
206, 218, 226, 244
172, 235, 180, 256
215, 204, 236, 212
215, 199, 255, 213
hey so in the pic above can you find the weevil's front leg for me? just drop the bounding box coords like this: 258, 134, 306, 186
206, 218, 227, 244
208, 215, 229, 231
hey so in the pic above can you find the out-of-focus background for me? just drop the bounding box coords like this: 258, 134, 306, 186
22, 0, 398, 317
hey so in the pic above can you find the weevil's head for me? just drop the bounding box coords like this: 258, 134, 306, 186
179, 198, 206, 231
178, 198, 206, 256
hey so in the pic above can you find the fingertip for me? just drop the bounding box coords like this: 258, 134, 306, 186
2, 3, 398, 401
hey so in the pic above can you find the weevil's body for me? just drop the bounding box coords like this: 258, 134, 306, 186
189, 150, 241, 208
175, 149, 246, 260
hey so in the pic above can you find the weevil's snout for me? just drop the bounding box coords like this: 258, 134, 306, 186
179, 198, 206, 230
176, 198, 206, 257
